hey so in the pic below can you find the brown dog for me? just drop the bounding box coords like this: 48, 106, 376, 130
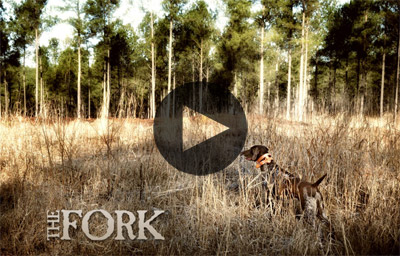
240, 145, 330, 228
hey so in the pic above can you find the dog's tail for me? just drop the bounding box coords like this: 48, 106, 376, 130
312, 174, 327, 187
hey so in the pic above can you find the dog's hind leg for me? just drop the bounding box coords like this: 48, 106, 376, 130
316, 194, 336, 244
303, 197, 317, 228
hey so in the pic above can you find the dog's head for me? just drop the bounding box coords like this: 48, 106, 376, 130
240, 145, 269, 161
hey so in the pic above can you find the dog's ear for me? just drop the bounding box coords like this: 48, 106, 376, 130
251, 147, 260, 160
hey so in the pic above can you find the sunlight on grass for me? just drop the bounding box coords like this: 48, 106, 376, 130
0, 114, 399, 254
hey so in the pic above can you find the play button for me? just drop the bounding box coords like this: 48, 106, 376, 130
182, 106, 229, 152
154, 82, 247, 176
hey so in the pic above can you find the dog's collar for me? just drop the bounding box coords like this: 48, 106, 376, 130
256, 153, 272, 168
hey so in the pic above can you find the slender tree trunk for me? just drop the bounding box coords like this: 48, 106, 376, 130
356, 56, 361, 115
234, 72, 238, 97
4, 71, 7, 115
267, 81, 271, 109
0, 29, 2, 118
395, 8, 400, 123
199, 41, 203, 79
107, 49, 111, 117
199, 39, 203, 112
88, 88, 91, 118
294, 84, 298, 116
345, 56, 349, 111
333, 65, 337, 112
127, 93, 132, 118
314, 54, 319, 110
328, 63, 332, 112
167, 20, 173, 117
68, 60, 71, 116
360, 12, 368, 117
259, 26, 264, 115
102, 62, 106, 117
286, 48, 292, 119
132, 95, 137, 118
118, 78, 126, 118
173, 72, 176, 118
88, 55, 91, 118
35, 28, 39, 117
0, 70, 2, 118
23, 46, 26, 116
40, 57, 43, 116
303, 18, 309, 119
298, 11, 305, 121
151, 12, 156, 119
192, 55, 195, 82
77, 36, 81, 118
275, 61, 279, 109
192, 55, 195, 111
380, 50, 386, 118
360, 70, 366, 116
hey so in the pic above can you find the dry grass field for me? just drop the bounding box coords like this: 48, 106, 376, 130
0, 114, 399, 255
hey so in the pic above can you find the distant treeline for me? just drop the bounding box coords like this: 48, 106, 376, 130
0, 0, 399, 120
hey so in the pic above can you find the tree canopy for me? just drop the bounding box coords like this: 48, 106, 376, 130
0, 0, 399, 119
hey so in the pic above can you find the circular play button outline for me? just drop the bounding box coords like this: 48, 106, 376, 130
153, 82, 248, 176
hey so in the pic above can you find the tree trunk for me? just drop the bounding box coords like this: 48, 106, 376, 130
0, 70, 1, 118
360, 70, 366, 116
88, 88, 91, 118
333, 65, 337, 112
118, 78, 126, 118
199, 39, 203, 112
151, 12, 156, 119
107, 49, 111, 118
298, 11, 305, 121
102, 62, 106, 118
395, 7, 400, 123
286, 48, 292, 120
314, 54, 319, 109
0, 29, 1, 118
23, 46, 26, 116
303, 18, 309, 119
234, 72, 238, 97
356, 56, 360, 115
380, 40, 386, 118
40, 57, 43, 116
275, 61, 279, 110
132, 94, 137, 118
192, 55, 195, 111
4, 71, 7, 115
35, 28, 39, 117
173, 72, 176, 118
77, 36, 81, 118
68, 60, 71, 116
167, 19, 173, 117
267, 81, 271, 109
360, 12, 368, 117
199, 41, 203, 78
345, 56, 349, 111
259, 26, 264, 115
192, 55, 195, 82
127, 93, 132, 118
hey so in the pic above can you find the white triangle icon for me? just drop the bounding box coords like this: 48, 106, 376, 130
182, 106, 229, 152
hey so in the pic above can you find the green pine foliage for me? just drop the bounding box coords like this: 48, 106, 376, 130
0, 0, 399, 118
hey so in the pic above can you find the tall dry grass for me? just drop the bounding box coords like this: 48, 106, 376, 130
0, 114, 399, 255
